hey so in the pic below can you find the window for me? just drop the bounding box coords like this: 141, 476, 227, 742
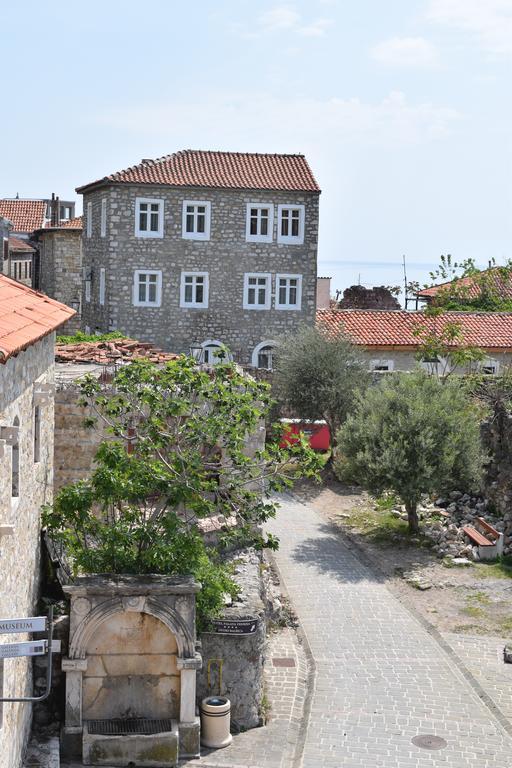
11, 417, 19, 499
86, 202, 92, 238
135, 197, 164, 237
182, 201, 211, 240
99, 268, 106, 306
85, 280, 91, 303
180, 272, 209, 308
34, 406, 40, 463
133, 270, 162, 306
276, 274, 302, 310
370, 359, 394, 372
200, 340, 230, 365
277, 204, 305, 244
2, 237, 8, 260
60, 205, 72, 221
243, 273, 271, 310
245, 204, 274, 243
100, 198, 107, 237
481, 359, 499, 375
252, 341, 278, 370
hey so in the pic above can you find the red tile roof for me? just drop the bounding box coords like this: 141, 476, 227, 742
0, 199, 47, 233
76, 150, 320, 194
42, 215, 83, 232
55, 338, 179, 365
317, 309, 512, 350
417, 268, 512, 300
9, 236, 35, 253
0, 275, 76, 363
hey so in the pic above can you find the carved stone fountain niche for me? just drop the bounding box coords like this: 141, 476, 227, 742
61, 575, 202, 767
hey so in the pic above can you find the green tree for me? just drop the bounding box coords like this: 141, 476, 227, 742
337, 373, 484, 534
412, 306, 484, 377
43, 357, 320, 628
273, 326, 369, 445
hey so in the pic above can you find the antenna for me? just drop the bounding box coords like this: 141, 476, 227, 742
402, 254, 409, 310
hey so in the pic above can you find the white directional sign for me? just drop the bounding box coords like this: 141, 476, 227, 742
0, 617, 46, 635
0, 641, 47, 659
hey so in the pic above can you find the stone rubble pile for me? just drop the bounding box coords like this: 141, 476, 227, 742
392, 491, 507, 560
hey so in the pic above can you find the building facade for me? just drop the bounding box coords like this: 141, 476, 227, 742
36, 217, 83, 334
0, 276, 75, 768
77, 150, 320, 366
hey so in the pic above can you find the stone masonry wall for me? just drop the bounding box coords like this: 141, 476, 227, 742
80, 185, 319, 363
0, 334, 55, 768
39, 230, 82, 334
481, 412, 512, 554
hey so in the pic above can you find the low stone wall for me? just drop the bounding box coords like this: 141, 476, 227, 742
198, 549, 266, 730
481, 412, 512, 554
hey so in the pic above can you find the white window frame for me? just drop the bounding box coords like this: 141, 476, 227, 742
275, 273, 302, 310
135, 197, 164, 238
99, 267, 106, 306
480, 358, 500, 375
200, 339, 231, 365
85, 279, 91, 303
277, 204, 305, 245
132, 269, 162, 307
86, 201, 92, 238
182, 201, 211, 240
243, 273, 271, 310
245, 203, 274, 243
370, 359, 394, 372
180, 271, 209, 309
100, 198, 107, 237
252, 340, 278, 370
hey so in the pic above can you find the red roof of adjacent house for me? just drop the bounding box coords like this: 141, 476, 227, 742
76, 150, 320, 194
0, 275, 76, 363
55, 338, 179, 365
317, 309, 512, 349
0, 199, 47, 233
416, 267, 512, 300
9, 236, 35, 253
41, 215, 83, 232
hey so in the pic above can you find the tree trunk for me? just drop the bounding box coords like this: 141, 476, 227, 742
405, 500, 420, 535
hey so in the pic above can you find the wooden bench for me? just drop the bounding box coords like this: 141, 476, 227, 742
463, 517, 503, 560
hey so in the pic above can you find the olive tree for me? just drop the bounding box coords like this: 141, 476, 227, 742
338, 373, 484, 533
273, 326, 369, 444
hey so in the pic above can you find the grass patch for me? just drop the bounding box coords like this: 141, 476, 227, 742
56, 331, 126, 344
374, 492, 400, 512
475, 559, 512, 580
462, 592, 491, 619
501, 617, 512, 633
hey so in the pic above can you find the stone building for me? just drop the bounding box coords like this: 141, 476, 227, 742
317, 308, 512, 374
76, 149, 320, 367
0, 275, 75, 768
35, 216, 83, 333
7, 237, 35, 287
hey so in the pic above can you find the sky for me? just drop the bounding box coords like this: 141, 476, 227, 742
1, 0, 511, 299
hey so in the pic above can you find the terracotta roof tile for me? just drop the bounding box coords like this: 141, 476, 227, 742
416, 267, 512, 300
43, 215, 83, 231
8, 236, 35, 253
55, 338, 179, 365
77, 150, 320, 194
0, 199, 47, 233
317, 309, 512, 349
0, 275, 76, 363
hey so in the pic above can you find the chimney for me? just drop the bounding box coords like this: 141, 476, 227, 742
316, 276, 331, 310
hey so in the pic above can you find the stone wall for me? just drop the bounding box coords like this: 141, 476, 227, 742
338, 285, 401, 310
0, 334, 55, 768
197, 549, 266, 730
38, 229, 82, 334
80, 184, 319, 363
481, 411, 512, 554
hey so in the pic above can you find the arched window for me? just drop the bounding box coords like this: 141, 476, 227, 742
201, 340, 230, 365
11, 416, 20, 498
252, 341, 278, 370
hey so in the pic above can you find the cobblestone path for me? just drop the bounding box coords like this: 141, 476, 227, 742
269, 494, 512, 768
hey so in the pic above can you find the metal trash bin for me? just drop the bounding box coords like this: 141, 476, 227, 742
200, 696, 232, 748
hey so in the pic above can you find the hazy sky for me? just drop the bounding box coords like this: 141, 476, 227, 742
1, 0, 511, 296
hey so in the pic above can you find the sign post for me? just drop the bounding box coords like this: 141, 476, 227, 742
0, 606, 55, 703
